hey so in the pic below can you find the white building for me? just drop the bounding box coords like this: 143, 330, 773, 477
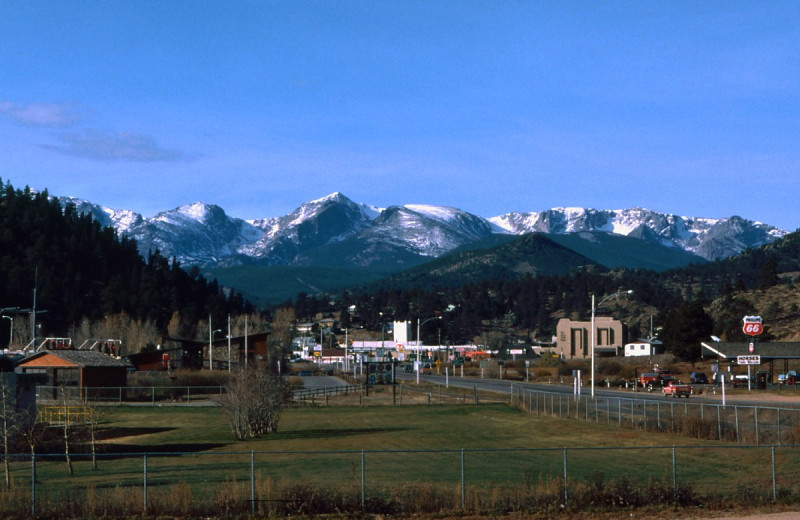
623, 340, 665, 357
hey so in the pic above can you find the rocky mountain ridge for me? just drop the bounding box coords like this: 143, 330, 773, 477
55, 192, 789, 270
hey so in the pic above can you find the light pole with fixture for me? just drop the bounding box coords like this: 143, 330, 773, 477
208, 313, 222, 370
591, 290, 633, 397
417, 316, 442, 362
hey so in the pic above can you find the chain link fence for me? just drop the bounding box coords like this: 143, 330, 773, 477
512, 385, 800, 445
3, 444, 800, 517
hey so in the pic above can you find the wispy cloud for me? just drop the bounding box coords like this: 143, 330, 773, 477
0, 101, 80, 127
44, 129, 185, 162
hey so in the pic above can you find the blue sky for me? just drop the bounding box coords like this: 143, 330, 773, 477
2, 1, 799, 230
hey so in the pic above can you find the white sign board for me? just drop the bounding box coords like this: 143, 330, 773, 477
737, 355, 761, 365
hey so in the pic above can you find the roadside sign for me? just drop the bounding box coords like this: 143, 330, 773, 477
742, 316, 763, 337
737, 355, 761, 365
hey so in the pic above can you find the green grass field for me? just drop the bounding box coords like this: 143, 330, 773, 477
4, 402, 800, 517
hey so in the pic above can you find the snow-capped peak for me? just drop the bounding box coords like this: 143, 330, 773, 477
51, 192, 788, 267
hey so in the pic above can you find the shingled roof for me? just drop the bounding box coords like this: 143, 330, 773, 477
20, 349, 133, 368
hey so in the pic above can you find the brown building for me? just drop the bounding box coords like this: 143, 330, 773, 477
141, 332, 273, 371
555, 317, 626, 360
17, 350, 132, 390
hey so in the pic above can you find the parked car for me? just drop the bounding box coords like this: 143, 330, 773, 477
690, 372, 709, 384
731, 374, 752, 388
778, 371, 800, 384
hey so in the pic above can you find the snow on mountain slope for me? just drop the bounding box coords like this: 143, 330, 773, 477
53, 192, 788, 267
361, 205, 495, 257
489, 207, 787, 261
238, 192, 378, 264
126, 202, 261, 265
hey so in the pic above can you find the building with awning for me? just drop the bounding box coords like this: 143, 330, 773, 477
700, 341, 800, 380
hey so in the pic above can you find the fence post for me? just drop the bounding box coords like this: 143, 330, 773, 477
30, 453, 36, 517
777, 409, 782, 445
717, 405, 722, 441
755, 407, 759, 445
672, 446, 677, 505
642, 401, 647, 430
735, 406, 740, 443
563, 447, 568, 507
461, 448, 466, 510
657, 401, 661, 430
361, 450, 366, 510
143, 453, 148, 513
631, 398, 634, 429
251, 450, 256, 514
152, 386, 155, 406
772, 446, 777, 501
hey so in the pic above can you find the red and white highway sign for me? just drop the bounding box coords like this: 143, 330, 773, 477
742, 316, 763, 337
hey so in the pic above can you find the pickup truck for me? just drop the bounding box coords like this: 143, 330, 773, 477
662, 380, 692, 398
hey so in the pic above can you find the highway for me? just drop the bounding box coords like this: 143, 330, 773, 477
394, 371, 800, 409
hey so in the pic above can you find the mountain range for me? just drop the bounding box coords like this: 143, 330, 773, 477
56, 192, 789, 304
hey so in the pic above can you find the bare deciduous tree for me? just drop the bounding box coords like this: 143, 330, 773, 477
219, 368, 290, 440
0, 376, 19, 488
269, 307, 296, 371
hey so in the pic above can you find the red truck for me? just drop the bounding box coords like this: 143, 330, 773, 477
640, 371, 674, 390
662, 380, 692, 398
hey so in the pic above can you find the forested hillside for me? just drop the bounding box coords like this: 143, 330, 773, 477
0, 179, 250, 348
293, 229, 800, 360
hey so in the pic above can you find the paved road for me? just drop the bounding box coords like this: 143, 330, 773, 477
296, 374, 351, 390
395, 372, 800, 409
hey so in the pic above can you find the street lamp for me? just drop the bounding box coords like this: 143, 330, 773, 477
417, 316, 442, 362
591, 290, 633, 397
1, 315, 12, 350
209, 323, 222, 370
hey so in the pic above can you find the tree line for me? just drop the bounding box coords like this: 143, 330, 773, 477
0, 179, 253, 350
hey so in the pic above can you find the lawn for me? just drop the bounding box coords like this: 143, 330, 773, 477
4, 402, 800, 517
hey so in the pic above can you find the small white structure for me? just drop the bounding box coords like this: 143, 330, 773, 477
624, 340, 664, 357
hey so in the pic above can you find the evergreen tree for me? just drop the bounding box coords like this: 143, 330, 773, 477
661, 300, 714, 362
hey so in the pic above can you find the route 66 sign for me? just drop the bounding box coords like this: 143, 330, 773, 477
742, 316, 763, 337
